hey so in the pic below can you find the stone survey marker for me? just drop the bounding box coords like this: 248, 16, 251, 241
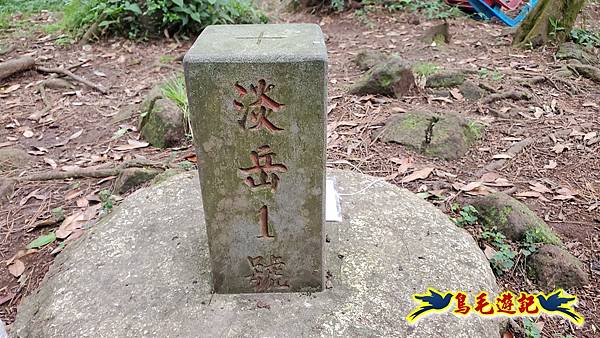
184, 24, 326, 293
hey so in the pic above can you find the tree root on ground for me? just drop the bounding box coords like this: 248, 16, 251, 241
481, 90, 530, 104
0, 56, 36, 81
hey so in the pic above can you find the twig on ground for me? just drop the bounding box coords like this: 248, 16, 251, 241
481, 90, 530, 104
36, 66, 108, 94
12, 160, 169, 182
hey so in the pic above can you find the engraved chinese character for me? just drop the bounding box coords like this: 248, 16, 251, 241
246, 255, 290, 292
233, 79, 285, 133
239, 145, 287, 193
258, 205, 274, 239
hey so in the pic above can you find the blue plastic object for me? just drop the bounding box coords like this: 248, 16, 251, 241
466, 0, 538, 27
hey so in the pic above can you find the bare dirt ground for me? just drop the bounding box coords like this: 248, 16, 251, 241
1, 4, 599, 338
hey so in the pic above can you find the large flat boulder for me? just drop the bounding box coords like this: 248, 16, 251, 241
13, 170, 499, 337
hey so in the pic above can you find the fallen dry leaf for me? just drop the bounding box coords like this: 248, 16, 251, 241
492, 153, 513, 160
22, 129, 34, 138
461, 181, 483, 192
69, 129, 84, 140
529, 182, 552, 194
76, 196, 89, 208
401, 167, 433, 183
19, 189, 47, 206
0, 84, 20, 94
114, 139, 149, 151
515, 191, 543, 198
551, 143, 568, 154
543, 160, 557, 169
584, 131, 597, 141
8, 259, 25, 277
480, 172, 500, 183
43, 157, 58, 169
7, 248, 38, 265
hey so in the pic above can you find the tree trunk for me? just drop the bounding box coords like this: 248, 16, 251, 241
512, 0, 586, 48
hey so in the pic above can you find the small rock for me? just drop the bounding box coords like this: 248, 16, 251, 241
459, 80, 484, 101
42, 78, 75, 90
376, 112, 484, 160
0, 147, 31, 172
421, 22, 450, 45
555, 42, 599, 65
140, 98, 186, 148
377, 112, 430, 151
528, 244, 589, 289
0, 178, 16, 205
353, 50, 388, 71
472, 192, 562, 245
426, 71, 466, 89
115, 168, 162, 194
349, 56, 415, 97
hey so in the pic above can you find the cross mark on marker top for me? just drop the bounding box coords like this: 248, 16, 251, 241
235, 31, 286, 45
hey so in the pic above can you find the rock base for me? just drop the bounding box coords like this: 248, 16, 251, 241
14, 170, 499, 337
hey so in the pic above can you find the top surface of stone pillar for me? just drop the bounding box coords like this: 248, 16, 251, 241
184, 24, 326, 294
184, 24, 327, 63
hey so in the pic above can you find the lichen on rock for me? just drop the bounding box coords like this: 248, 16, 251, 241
349, 56, 416, 97
528, 244, 589, 289
472, 192, 562, 245
377, 112, 484, 160
426, 71, 466, 89
139, 97, 186, 149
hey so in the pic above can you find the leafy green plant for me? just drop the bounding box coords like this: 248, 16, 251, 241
99, 189, 114, 212
450, 203, 478, 227
160, 74, 192, 137
26, 231, 57, 249
383, 0, 464, 19
0, 0, 66, 30
570, 28, 600, 48
482, 228, 516, 275
520, 229, 543, 257
548, 17, 566, 38
523, 317, 541, 338
63, 0, 267, 40
478, 67, 504, 81
412, 62, 440, 77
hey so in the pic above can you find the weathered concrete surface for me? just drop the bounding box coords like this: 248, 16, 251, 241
14, 170, 499, 338
184, 24, 326, 293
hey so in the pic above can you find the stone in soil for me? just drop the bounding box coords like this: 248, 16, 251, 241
139, 97, 186, 149
472, 192, 562, 245
13, 170, 500, 338
0, 147, 31, 172
459, 80, 484, 101
555, 42, 599, 65
376, 111, 484, 160
353, 50, 388, 71
426, 71, 466, 89
349, 55, 416, 97
528, 244, 589, 289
